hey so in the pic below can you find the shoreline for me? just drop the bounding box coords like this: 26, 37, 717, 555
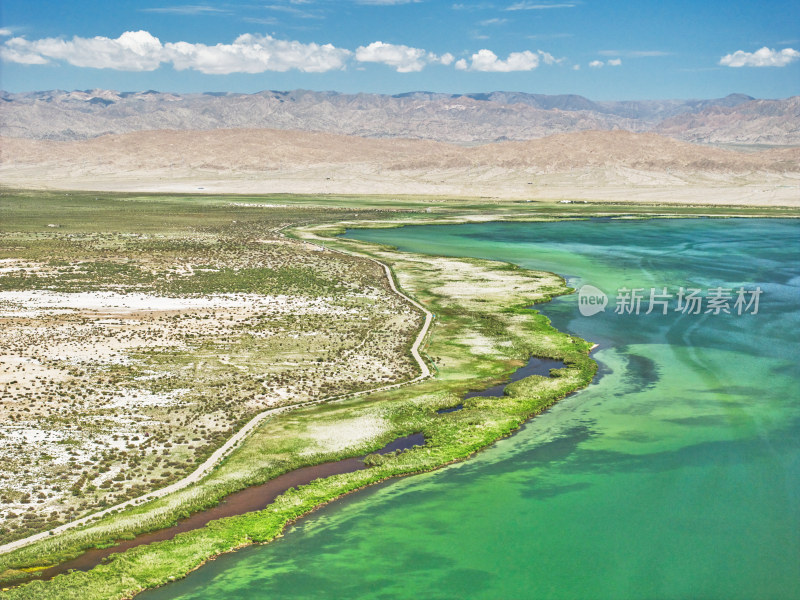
5, 198, 763, 599
136, 382, 590, 599
12, 352, 580, 587
10, 435, 426, 587
1, 207, 597, 599
125, 224, 598, 598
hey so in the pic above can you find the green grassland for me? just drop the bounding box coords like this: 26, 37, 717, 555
0, 188, 793, 599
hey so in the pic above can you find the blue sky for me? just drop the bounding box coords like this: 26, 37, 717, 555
1, 0, 798, 100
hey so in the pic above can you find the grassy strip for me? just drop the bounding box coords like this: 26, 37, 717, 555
4, 326, 593, 600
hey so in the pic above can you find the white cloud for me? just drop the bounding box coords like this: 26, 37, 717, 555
480, 18, 508, 25
166, 34, 350, 74
456, 48, 540, 72
572, 64, 580, 70
537, 50, 559, 65
720, 46, 799, 67
242, 17, 279, 25
588, 58, 620, 68
256, 4, 323, 19
0, 31, 352, 74
454, 48, 563, 72
1, 31, 164, 71
506, 2, 575, 10
0, 41, 50, 65
141, 5, 226, 15
1, 29, 458, 75
0, 28, 13, 37
355, 41, 447, 72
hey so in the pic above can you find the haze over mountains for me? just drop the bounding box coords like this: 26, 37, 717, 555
2, 89, 799, 146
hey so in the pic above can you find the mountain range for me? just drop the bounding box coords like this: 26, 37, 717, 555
2, 89, 798, 146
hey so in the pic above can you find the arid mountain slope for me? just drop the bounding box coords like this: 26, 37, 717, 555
4, 128, 798, 171
2, 128, 797, 206
2, 89, 798, 146
655, 97, 800, 145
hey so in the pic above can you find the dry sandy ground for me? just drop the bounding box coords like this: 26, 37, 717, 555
0, 250, 421, 545
0, 236, 434, 557
2, 129, 798, 206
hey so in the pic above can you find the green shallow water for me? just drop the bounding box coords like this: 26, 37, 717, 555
144, 218, 800, 600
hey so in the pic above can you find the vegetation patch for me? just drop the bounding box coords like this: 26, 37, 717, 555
0, 192, 421, 550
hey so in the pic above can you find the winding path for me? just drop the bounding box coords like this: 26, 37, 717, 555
0, 227, 433, 557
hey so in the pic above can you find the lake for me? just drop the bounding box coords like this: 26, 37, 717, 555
143, 218, 800, 600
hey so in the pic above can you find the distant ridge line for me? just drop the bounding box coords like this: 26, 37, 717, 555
1, 89, 797, 146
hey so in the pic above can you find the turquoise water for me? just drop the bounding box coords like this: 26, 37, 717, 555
145, 218, 800, 600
